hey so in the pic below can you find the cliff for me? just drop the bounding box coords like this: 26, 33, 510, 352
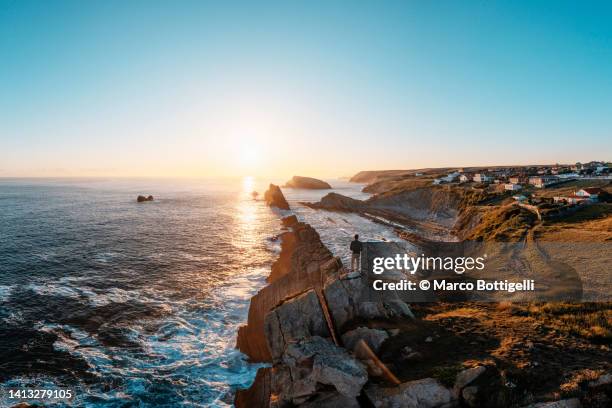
264, 184, 290, 210
236, 178, 611, 407
284, 176, 332, 189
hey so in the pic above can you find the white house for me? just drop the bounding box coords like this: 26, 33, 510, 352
459, 174, 471, 183
513, 195, 528, 202
576, 188, 604, 200
504, 183, 522, 191
529, 176, 559, 188
473, 173, 492, 183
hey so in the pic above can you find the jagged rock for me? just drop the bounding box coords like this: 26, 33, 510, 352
281, 214, 298, 228
454, 366, 486, 394
284, 176, 332, 189
451, 365, 507, 407
341, 327, 389, 353
137, 195, 154, 202
264, 184, 290, 210
324, 276, 414, 331
235, 367, 271, 408
522, 399, 582, 408
365, 378, 455, 408
264, 290, 330, 362
282, 336, 368, 399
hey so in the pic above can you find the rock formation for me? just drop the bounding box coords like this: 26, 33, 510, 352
136, 195, 154, 202
236, 175, 611, 407
284, 176, 332, 189
263, 184, 290, 210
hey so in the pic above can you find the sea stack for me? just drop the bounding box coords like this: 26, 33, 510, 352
284, 176, 332, 189
263, 184, 290, 210
137, 195, 154, 202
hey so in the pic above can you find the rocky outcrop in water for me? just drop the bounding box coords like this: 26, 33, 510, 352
235, 208, 421, 407
136, 195, 154, 202
284, 176, 332, 189
263, 184, 290, 210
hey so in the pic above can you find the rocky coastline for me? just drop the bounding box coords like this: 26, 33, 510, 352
235, 183, 611, 408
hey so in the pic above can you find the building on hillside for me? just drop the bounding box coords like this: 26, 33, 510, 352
513, 194, 528, 202
576, 188, 604, 200
529, 176, 559, 188
473, 173, 492, 183
459, 174, 471, 183
509, 176, 528, 184
504, 183, 522, 191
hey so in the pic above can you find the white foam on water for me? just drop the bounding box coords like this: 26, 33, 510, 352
0, 284, 15, 302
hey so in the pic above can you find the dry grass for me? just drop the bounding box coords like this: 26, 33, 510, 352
559, 368, 605, 398
511, 302, 612, 343
466, 205, 537, 241
425, 307, 486, 320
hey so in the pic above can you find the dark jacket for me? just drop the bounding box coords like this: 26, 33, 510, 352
350, 240, 362, 254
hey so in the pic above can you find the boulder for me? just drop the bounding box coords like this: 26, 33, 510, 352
264, 184, 290, 210
341, 327, 389, 353
324, 276, 414, 331
451, 365, 507, 408
453, 366, 486, 394
137, 195, 154, 202
284, 176, 332, 189
365, 378, 455, 408
282, 336, 368, 399
264, 290, 330, 362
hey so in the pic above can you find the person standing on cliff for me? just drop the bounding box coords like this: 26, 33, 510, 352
350, 234, 362, 272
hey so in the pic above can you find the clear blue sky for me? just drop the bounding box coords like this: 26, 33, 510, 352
1, 0, 611, 177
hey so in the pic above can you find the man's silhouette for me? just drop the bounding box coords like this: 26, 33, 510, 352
350, 234, 362, 272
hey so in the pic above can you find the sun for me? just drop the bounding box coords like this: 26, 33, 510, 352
237, 144, 262, 170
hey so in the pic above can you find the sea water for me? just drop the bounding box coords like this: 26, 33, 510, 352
0, 178, 398, 407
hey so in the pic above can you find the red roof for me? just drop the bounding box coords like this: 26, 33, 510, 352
581, 188, 604, 194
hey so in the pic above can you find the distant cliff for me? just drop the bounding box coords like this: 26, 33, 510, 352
284, 176, 332, 189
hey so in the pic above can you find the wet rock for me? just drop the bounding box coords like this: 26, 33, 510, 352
284, 176, 332, 189
365, 378, 455, 408
136, 195, 154, 202
235, 367, 271, 408
522, 398, 582, 408
341, 327, 389, 353
264, 290, 330, 362
264, 184, 290, 210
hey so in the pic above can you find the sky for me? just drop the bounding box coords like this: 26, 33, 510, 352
0, 0, 611, 178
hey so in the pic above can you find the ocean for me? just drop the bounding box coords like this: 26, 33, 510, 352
0, 177, 397, 407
